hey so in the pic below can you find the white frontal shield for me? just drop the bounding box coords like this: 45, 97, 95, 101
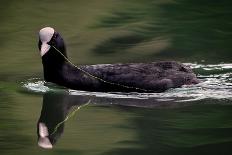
39, 27, 55, 57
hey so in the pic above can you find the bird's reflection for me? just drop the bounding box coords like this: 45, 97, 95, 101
37, 91, 91, 149
36, 90, 232, 154
37, 91, 189, 149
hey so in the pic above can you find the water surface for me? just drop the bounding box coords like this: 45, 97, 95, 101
1, 0, 232, 154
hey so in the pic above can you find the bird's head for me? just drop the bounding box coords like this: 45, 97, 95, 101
38, 27, 67, 58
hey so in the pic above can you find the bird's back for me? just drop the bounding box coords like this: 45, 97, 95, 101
79, 61, 199, 92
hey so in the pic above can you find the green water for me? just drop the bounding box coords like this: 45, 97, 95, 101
1, 0, 232, 154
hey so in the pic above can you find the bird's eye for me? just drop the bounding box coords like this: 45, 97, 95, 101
47, 33, 58, 46
48, 38, 55, 46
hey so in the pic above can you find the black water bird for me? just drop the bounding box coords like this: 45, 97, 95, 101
38, 27, 199, 92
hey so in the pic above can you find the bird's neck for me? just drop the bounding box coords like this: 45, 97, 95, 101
42, 49, 67, 82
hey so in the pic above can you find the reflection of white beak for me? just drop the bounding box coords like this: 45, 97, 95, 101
38, 137, 53, 149
38, 122, 53, 149
40, 43, 51, 57
39, 122, 49, 137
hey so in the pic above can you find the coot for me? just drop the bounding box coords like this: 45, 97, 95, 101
38, 27, 199, 92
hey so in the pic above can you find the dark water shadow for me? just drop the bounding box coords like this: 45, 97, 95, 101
93, 34, 147, 55
93, 0, 232, 62
102, 100, 232, 155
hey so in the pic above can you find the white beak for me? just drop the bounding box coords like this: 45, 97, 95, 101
39, 27, 55, 57
40, 42, 51, 57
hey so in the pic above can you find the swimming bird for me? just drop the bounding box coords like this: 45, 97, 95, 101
38, 27, 199, 93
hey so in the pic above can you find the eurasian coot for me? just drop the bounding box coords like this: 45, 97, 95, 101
38, 27, 199, 92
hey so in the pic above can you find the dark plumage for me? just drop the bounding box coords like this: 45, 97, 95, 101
38, 27, 199, 93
